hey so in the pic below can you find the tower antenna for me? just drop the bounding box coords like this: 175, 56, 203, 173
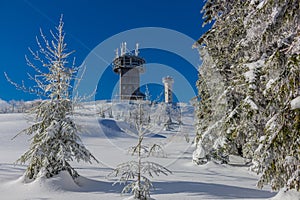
135, 43, 139, 56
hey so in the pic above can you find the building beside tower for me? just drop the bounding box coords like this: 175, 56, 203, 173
113, 42, 145, 100
162, 76, 174, 103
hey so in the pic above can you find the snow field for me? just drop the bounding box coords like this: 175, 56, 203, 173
0, 102, 297, 199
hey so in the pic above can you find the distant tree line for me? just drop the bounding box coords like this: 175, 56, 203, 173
0, 99, 42, 113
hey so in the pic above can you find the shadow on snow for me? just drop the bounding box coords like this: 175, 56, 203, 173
152, 181, 276, 199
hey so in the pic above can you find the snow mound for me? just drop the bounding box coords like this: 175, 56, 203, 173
101, 118, 166, 138
11, 171, 80, 191
2, 171, 81, 200
271, 189, 300, 200
229, 155, 248, 166
123, 196, 155, 200
99, 119, 134, 138
193, 161, 230, 170
2, 170, 122, 199
43, 171, 80, 191
193, 143, 206, 160
179, 104, 194, 116
100, 119, 124, 133
291, 96, 300, 110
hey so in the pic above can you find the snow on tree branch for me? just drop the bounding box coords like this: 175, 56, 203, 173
8, 15, 98, 182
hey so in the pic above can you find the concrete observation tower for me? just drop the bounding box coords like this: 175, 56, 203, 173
162, 76, 174, 103
113, 42, 145, 100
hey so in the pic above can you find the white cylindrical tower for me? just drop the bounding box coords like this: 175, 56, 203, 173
162, 76, 174, 103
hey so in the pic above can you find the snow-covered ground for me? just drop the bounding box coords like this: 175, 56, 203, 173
0, 102, 298, 200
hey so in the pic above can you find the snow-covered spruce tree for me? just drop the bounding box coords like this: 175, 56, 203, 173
193, 48, 229, 164
109, 101, 171, 200
256, 50, 300, 191
194, 0, 299, 191
240, 0, 299, 191
255, 29, 300, 190
7, 16, 97, 181
193, 1, 257, 163
163, 103, 182, 131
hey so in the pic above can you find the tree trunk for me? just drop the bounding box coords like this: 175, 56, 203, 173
137, 102, 142, 199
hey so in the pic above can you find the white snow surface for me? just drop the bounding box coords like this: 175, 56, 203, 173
244, 96, 259, 110
257, 0, 267, 9
244, 60, 264, 84
192, 142, 206, 160
0, 101, 298, 200
291, 96, 300, 110
272, 189, 300, 200
266, 79, 276, 91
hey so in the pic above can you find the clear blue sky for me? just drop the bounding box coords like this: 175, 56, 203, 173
0, 0, 209, 102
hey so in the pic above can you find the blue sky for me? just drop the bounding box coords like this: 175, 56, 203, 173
0, 0, 209, 102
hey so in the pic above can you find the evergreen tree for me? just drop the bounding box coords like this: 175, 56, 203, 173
256, 43, 300, 191
194, 0, 299, 191
193, 48, 229, 164
109, 101, 171, 199
7, 16, 97, 181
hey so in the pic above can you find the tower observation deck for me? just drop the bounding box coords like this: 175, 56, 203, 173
113, 42, 145, 100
